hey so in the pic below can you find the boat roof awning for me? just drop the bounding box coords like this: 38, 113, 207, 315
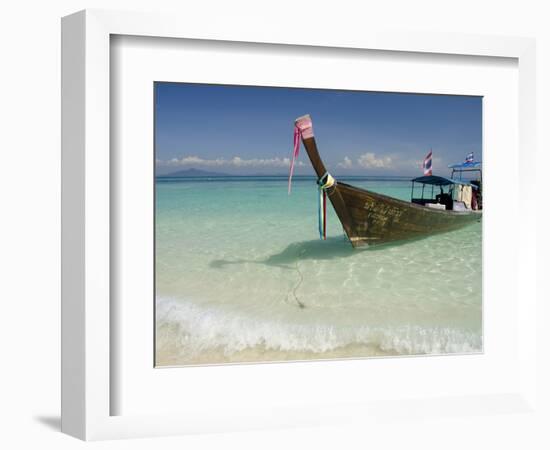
448, 161, 482, 169
411, 175, 476, 187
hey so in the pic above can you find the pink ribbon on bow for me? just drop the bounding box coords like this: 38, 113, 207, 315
288, 125, 301, 194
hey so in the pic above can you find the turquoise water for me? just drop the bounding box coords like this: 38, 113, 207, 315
155, 176, 482, 365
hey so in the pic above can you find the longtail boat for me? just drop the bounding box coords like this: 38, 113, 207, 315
293, 114, 482, 248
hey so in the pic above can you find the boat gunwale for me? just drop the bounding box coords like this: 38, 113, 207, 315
336, 181, 482, 217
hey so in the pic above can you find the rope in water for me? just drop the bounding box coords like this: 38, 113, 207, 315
289, 258, 305, 309
317, 172, 335, 240
285, 249, 306, 309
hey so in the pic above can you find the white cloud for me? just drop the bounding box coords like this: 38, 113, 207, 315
167, 156, 225, 167
157, 155, 304, 168
229, 156, 304, 168
357, 152, 393, 169
337, 156, 353, 169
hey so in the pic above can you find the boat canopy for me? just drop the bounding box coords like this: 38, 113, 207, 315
448, 161, 481, 169
411, 175, 477, 188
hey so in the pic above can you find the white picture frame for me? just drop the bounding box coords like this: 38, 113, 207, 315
61, 9, 537, 441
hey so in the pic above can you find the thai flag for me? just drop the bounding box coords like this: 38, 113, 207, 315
465, 152, 474, 163
423, 150, 433, 176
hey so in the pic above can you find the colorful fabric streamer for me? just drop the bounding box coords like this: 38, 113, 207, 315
288, 125, 301, 194
317, 172, 335, 240
318, 187, 327, 240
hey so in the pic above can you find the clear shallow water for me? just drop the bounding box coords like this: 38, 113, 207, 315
155, 176, 482, 365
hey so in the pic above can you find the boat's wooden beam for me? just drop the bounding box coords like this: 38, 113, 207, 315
295, 115, 358, 241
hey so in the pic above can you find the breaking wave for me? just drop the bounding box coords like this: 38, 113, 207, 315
156, 297, 482, 362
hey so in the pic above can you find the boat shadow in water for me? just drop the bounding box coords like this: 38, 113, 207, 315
209, 235, 416, 270
209, 236, 427, 310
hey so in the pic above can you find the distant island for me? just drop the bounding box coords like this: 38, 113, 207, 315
158, 168, 232, 177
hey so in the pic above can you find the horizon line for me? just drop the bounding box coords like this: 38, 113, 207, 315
156, 173, 420, 178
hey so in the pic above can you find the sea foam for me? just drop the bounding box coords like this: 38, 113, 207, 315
156, 296, 482, 362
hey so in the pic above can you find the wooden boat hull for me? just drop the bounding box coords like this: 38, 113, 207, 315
335, 182, 481, 247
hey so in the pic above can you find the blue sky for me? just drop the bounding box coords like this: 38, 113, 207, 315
155, 82, 482, 176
